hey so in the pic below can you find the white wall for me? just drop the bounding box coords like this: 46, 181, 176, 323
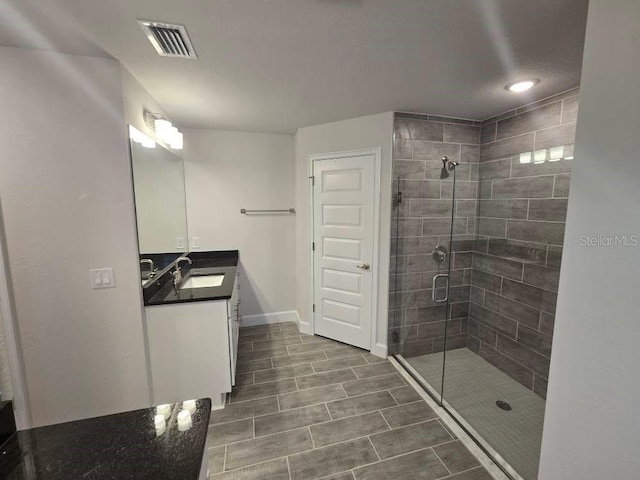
539, 1, 640, 478
295, 112, 394, 356
183, 129, 296, 320
0, 47, 150, 427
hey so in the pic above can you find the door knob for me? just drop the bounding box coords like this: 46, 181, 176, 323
356, 263, 371, 270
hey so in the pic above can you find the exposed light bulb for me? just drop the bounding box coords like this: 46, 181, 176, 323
170, 131, 183, 150
154, 119, 173, 142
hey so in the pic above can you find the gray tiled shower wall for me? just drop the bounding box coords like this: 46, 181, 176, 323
390, 88, 579, 399
389, 113, 482, 358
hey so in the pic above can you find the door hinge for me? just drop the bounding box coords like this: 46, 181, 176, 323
309, 175, 315, 186
312, 304, 315, 313
397, 191, 402, 203
312, 242, 315, 251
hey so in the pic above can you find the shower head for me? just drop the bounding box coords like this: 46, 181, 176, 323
440, 156, 458, 179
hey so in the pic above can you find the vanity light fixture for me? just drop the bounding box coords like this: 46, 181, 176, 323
145, 112, 184, 150
505, 79, 539, 93
128, 125, 156, 148
519, 145, 572, 164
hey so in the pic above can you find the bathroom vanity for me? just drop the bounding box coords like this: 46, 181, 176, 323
143, 251, 241, 409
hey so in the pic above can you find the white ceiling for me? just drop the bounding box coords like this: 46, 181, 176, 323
0, 0, 589, 133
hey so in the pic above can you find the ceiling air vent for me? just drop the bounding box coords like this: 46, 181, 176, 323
138, 20, 197, 59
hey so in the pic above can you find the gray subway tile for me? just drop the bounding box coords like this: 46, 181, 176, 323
210, 396, 279, 425
507, 219, 565, 245
381, 401, 438, 428
478, 158, 511, 180
523, 264, 561, 291
467, 319, 498, 347
562, 95, 580, 123
484, 291, 540, 328
207, 418, 253, 447
492, 176, 554, 198
478, 199, 528, 219
354, 448, 449, 480
312, 354, 368, 373
478, 344, 534, 390
272, 350, 327, 368
480, 122, 497, 144
528, 199, 568, 222
369, 420, 452, 459
254, 363, 314, 384
252, 336, 302, 350
288, 437, 379, 480
254, 404, 331, 437
510, 157, 572, 177
238, 333, 268, 344
406, 119, 445, 141
394, 137, 412, 159
310, 411, 389, 447
433, 440, 481, 474
352, 362, 396, 379
230, 378, 297, 403
295, 368, 357, 390
501, 278, 557, 313
324, 345, 368, 359
388, 386, 422, 405
461, 144, 481, 164
477, 218, 507, 237
469, 303, 518, 338
534, 375, 549, 399
208, 446, 225, 475
423, 217, 468, 236
399, 179, 441, 198
553, 174, 571, 198
441, 181, 478, 199
496, 102, 561, 140
393, 160, 427, 178
487, 238, 547, 265
237, 358, 273, 374
342, 373, 406, 397
444, 123, 481, 144
413, 141, 460, 161
238, 346, 288, 362
278, 384, 346, 411
472, 253, 523, 281
497, 334, 550, 377
225, 427, 313, 471
409, 199, 452, 217
539, 311, 555, 335
471, 269, 501, 292
326, 391, 398, 419
517, 325, 553, 357
480, 133, 534, 162
535, 123, 577, 149
210, 458, 290, 480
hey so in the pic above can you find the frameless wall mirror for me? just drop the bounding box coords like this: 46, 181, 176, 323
129, 126, 188, 261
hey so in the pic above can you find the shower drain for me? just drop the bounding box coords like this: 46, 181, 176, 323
495, 400, 512, 411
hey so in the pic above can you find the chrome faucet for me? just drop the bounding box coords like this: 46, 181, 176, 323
172, 256, 192, 286
140, 259, 156, 278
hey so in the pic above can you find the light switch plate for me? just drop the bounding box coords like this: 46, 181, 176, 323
176, 237, 185, 249
192, 236, 200, 249
90, 268, 115, 289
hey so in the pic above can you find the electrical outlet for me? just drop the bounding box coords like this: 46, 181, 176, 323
90, 268, 115, 289
192, 236, 200, 249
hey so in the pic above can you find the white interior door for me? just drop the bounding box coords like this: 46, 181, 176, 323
313, 153, 375, 350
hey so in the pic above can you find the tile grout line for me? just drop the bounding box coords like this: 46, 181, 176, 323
431, 446, 453, 476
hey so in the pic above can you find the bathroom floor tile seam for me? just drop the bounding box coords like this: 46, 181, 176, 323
208, 322, 493, 480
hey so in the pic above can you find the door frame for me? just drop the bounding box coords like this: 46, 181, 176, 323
307, 148, 382, 353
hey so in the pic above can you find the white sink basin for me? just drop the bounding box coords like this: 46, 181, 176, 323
181, 274, 225, 289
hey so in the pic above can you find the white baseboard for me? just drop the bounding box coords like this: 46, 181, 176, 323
240, 310, 299, 328
371, 342, 388, 359
297, 311, 312, 335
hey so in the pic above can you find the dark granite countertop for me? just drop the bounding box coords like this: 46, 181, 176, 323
144, 251, 238, 306
0, 398, 211, 480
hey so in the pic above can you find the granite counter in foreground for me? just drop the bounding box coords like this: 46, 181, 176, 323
0, 398, 211, 479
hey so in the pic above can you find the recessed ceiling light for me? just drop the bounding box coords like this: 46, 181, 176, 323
505, 79, 539, 93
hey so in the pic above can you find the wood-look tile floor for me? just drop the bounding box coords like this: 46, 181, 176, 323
207, 322, 493, 480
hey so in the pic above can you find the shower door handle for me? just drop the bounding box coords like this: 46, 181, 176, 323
432, 274, 449, 304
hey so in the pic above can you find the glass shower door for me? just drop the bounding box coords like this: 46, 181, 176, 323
391, 157, 464, 401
